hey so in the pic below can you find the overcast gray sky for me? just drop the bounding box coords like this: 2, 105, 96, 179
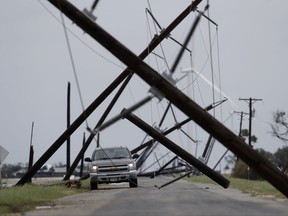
1, 0, 288, 171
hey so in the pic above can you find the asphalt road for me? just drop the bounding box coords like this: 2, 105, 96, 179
24, 176, 288, 216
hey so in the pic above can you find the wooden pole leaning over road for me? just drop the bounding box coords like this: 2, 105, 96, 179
123, 109, 230, 188
47, 0, 288, 197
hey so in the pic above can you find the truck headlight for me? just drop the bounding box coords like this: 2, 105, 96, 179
128, 162, 136, 170
91, 165, 98, 172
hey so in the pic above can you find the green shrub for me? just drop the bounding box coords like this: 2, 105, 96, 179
231, 159, 263, 180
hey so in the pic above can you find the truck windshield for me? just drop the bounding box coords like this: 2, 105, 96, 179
93, 148, 131, 160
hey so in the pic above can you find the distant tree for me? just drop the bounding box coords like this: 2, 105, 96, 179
1, 163, 22, 178
231, 159, 249, 179
225, 129, 257, 171
231, 148, 276, 180
274, 146, 288, 174
270, 110, 288, 143
240, 129, 257, 144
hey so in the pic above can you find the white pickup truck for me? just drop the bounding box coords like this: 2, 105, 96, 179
85, 146, 139, 190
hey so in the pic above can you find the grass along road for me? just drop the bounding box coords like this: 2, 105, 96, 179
186, 174, 286, 199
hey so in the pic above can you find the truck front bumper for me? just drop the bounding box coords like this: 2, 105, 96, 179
90, 170, 137, 184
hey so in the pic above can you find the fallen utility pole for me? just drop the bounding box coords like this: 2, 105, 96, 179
63, 0, 201, 181
131, 99, 225, 155
152, 155, 178, 178
136, 102, 172, 170
47, 0, 288, 197
155, 171, 193, 190
139, 151, 171, 174
123, 109, 230, 188
91, 95, 153, 133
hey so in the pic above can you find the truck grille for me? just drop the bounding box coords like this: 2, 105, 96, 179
98, 165, 128, 173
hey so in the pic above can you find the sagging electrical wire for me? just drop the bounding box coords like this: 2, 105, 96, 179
37, 0, 127, 71
60, 11, 89, 129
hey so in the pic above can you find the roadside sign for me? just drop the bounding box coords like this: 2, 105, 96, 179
0, 145, 9, 164
0, 145, 9, 189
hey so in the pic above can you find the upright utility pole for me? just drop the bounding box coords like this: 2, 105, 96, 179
27, 121, 34, 183
239, 98, 262, 147
67, 82, 71, 172
233, 111, 249, 137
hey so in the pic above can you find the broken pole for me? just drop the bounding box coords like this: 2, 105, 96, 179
48, 0, 288, 196
170, 5, 207, 73
92, 95, 153, 133
63, 1, 201, 180
123, 109, 230, 189
136, 102, 171, 169
139, 151, 171, 175
152, 155, 178, 178
155, 171, 193, 189
131, 101, 222, 155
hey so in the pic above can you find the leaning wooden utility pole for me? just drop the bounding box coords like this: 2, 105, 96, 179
122, 109, 230, 188
46, 0, 288, 197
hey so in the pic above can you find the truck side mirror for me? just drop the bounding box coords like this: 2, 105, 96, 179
84, 157, 92, 162
132, 154, 139, 159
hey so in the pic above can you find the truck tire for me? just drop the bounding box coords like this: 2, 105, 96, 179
129, 178, 138, 188
90, 181, 98, 190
